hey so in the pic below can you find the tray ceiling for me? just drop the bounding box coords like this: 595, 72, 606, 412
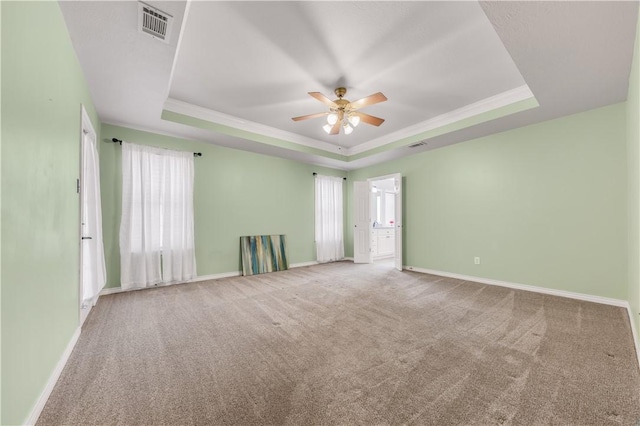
59, 1, 638, 170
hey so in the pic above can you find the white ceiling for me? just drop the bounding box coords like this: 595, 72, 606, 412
59, 1, 638, 171
169, 1, 526, 149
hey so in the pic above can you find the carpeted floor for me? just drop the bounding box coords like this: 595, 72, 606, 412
38, 261, 640, 425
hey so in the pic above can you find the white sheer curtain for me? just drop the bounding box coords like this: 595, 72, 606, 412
315, 175, 345, 263
81, 129, 106, 304
120, 142, 196, 289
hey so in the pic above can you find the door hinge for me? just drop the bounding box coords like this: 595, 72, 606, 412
76, 179, 80, 194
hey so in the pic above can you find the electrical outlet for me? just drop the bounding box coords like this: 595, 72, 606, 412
474, 257, 480, 265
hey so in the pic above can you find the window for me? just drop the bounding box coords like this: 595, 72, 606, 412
119, 142, 197, 289
315, 175, 345, 263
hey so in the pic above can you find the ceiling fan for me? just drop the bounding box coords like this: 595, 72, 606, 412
292, 87, 387, 135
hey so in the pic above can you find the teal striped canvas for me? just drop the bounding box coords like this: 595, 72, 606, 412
240, 235, 289, 276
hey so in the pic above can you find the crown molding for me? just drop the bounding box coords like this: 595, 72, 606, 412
163, 98, 343, 155
135, 86, 533, 164
344, 85, 535, 156
101, 119, 205, 144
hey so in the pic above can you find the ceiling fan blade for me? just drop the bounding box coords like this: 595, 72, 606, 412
328, 110, 343, 135
292, 112, 328, 121
308, 92, 337, 108
354, 112, 385, 126
349, 92, 388, 110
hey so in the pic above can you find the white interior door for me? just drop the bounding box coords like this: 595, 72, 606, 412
394, 174, 403, 271
353, 181, 372, 263
79, 106, 106, 326
79, 117, 91, 326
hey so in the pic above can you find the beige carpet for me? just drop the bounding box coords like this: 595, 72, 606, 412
38, 261, 640, 425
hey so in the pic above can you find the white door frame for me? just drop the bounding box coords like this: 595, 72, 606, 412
393, 174, 403, 271
353, 173, 403, 270
79, 105, 96, 327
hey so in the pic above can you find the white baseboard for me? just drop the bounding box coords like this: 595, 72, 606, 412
625, 302, 640, 366
403, 265, 628, 307
25, 327, 81, 426
290, 261, 320, 268
99, 261, 322, 296
99, 286, 127, 295
188, 270, 242, 283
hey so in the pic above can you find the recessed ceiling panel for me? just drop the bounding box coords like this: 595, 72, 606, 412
169, 1, 526, 149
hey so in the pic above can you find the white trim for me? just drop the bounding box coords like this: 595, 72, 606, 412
165, 0, 191, 94
98, 286, 126, 296
344, 257, 354, 261
373, 254, 395, 260
24, 327, 81, 426
345, 85, 535, 156
99, 261, 322, 296
626, 303, 640, 366
101, 119, 351, 172
291, 261, 320, 268
162, 86, 534, 160
102, 119, 208, 146
187, 271, 242, 283
111, 87, 535, 166
366, 173, 401, 183
403, 265, 627, 307
99, 271, 241, 295
81, 107, 96, 137
163, 98, 342, 155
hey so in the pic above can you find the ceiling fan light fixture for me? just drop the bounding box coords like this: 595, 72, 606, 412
292, 87, 387, 136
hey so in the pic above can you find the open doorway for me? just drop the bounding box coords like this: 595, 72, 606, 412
370, 177, 396, 264
353, 173, 402, 270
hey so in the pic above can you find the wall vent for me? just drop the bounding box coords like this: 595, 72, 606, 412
408, 141, 427, 148
138, 2, 173, 43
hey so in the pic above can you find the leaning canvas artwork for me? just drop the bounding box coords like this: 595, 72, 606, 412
240, 235, 289, 276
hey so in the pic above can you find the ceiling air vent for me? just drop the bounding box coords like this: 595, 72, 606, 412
408, 141, 427, 148
138, 2, 173, 44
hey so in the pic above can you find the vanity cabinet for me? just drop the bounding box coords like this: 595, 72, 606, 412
371, 228, 395, 258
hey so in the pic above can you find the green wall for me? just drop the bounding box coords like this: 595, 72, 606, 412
1, 2, 101, 424
347, 103, 628, 301
0, 2, 4, 421
100, 124, 346, 289
0, 2, 637, 424
628, 11, 640, 341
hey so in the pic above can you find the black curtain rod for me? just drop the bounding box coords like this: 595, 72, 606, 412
111, 138, 202, 157
313, 172, 346, 180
